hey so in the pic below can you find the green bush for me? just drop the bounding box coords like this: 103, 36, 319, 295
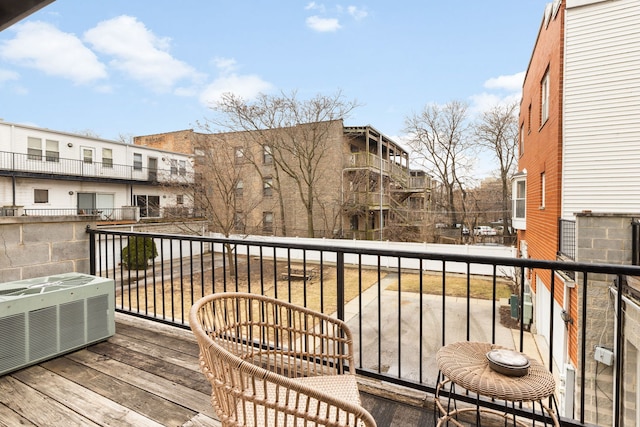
121, 236, 158, 270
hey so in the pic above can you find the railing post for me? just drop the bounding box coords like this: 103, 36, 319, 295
614, 275, 624, 427
337, 251, 345, 322
87, 226, 96, 275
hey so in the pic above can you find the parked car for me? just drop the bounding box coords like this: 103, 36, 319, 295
473, 226, 497, 236
462, 226, 470, 235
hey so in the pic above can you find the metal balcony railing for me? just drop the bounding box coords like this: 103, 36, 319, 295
15, 206, 206, 221
0, 150, 192, 183
559, 219, 576, 260
87, 228, 638, 427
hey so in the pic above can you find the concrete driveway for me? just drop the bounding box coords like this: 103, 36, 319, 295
343, 273, 530, 386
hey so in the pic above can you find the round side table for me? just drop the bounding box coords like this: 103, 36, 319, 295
435, 341, 559, 427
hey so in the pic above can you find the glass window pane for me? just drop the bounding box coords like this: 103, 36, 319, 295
28, 137, 42, 160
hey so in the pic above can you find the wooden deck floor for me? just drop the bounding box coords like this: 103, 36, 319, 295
0, 313, 437, 427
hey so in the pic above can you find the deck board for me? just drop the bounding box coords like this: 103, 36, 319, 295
0, 313, 436, 427
12, 365, 162, 427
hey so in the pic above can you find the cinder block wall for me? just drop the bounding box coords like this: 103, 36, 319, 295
0, 216, 96, 283
575, 212, 636, 426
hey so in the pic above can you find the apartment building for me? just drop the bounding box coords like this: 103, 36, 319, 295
0, 121, 195, 221
514, 0, 640, 423
135, 121, 431, 240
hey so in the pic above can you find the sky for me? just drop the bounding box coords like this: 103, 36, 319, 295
0, 1, 549, 159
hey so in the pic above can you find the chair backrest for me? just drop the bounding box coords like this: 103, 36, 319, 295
191, 292, 355, 377
189, 292, 376, 427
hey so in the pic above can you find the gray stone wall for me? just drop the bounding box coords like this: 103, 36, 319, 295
575, 212, 636, 426
0, 216, 95, 282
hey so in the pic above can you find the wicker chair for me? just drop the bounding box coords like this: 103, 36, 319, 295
189, 292, 376, 427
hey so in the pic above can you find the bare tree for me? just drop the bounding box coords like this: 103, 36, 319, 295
188, 131, 264, 274
404, 101, 474, 227
204, 90, 359, 238
473, 102, 519, 235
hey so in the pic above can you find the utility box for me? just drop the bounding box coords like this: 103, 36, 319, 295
510, 295, 519, 319
0, 273, 115, 376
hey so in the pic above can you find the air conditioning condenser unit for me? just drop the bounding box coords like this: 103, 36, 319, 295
0, 273, 115, 376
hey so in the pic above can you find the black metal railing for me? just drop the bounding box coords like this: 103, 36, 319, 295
18, 207, 205, 221
87, 228, 638, 427
0, 150, 192, 183
559, 218, 576, 260
632, 219, 640, 266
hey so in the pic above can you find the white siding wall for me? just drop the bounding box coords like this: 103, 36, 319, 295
0, 121, 192, 175
0, 121, 193, 211
562, 0, 640, 218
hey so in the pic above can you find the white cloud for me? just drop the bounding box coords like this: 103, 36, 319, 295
199, 74, 273, 106
213, 57, 238, 74
306, 15, 341, 32
347, 6, 368, 20
84, 15, 199, 93
305, 2, 325, 12
0, 21, 107, 85
0, 68, 19, 84
468, 71, 525, 114
484, 71, 525, 92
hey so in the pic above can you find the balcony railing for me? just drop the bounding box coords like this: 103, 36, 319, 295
559, 219, 576, 260
0, 150, 192, 183
15, 206, 206, 221
87, 228, 639, 427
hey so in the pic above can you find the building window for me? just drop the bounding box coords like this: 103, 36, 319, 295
263, 177, 273, 197
263, 211, 273, 233
133, 153, 143, 170
27, 137, 42, 160
540, 172, 546, 209
514, 179, 526, 219
235, 147, 244, 164
527, 104, 531, 133
176, 194, 184, 205
235, 179, 244, 197
234, 212, 245, 233
34, 189, 48, 203
45, 140, 59, 162
170, 159, 178, 175
102, 148, 113, 168
263, 145, 273, 165
350, 215, 359, 230
135, 194, 160, 217
541, 70, 550, 125
519, 123, 525, 157
82, 148, 93, 164
179, 160, 186, 176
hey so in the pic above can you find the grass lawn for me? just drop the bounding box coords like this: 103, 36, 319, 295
384, 272, 512, 300
118, 259, 513, 321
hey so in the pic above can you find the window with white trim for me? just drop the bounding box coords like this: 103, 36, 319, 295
45, 140, 59, 162
133, 153, 143, 170
34, 189, 48, 203
82, 148, 93, 164
27, 137, 42, 160
513, 178, 526, 220
540, 172, 546, 209
541, 70, 550, 125
519, 123, 525, 157
102, 148, 113, 168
